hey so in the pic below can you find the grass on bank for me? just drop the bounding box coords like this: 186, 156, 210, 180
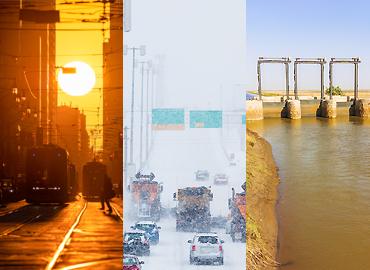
246, 130, 280, 269
248, 91, 281, 97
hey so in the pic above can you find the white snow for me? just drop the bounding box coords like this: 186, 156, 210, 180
135, 218, 246, 269
124, 127, 245, 269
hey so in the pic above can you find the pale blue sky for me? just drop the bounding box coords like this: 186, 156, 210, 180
246, 0, 370, 91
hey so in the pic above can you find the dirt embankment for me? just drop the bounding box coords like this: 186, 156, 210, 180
246, 129, 279, 269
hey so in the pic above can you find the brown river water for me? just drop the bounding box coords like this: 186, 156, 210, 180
249, 116, 370, 270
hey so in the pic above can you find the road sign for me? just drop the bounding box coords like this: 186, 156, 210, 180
190, 110, 222, 128
152, 108, 185, 130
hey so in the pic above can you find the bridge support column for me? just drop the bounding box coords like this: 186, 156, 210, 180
281, 100, 301, 119
316, 99, 337, 118
246, 100, 263, 120
349, 99, 370, 118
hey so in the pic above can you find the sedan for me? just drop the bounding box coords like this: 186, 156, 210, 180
131, 221, 161, 245
213, 173, 228, 185
188, 233, 224, 265
195, 170, 209, 181
124, 230, 151, 256
123, 255, 144, 270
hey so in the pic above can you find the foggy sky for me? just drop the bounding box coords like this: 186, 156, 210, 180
124, 0, 247, 111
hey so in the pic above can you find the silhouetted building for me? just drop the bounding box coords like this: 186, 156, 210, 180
56, 106, 91, 190
0, 0, 57, 178
103, 0, 123, 191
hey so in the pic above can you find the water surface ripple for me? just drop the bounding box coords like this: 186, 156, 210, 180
249, 117, 370, 270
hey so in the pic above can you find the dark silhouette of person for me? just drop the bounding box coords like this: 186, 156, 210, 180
100, 174, 113, 213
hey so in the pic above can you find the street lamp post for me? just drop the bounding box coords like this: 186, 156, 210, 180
124, 45, 146, 165
145, 61, 152, 162
137, 60, 151, 169
123, 126, 128, 189
139, 61, 145, 169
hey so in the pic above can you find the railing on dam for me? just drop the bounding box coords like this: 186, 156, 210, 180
247, 57, 368, 120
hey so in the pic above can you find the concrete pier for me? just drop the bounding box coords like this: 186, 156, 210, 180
316, 99, 337, 118
246, 100, 263, 120
349, 99, 370, 118
281, 100, 301, 119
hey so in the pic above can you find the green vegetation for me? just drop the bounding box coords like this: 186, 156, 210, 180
249, 91, 281, 97
326, 86, 345, 96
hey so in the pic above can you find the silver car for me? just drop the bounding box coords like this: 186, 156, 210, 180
188, 233, 224, 265
195, 170, 209, 181
213, 173, 228, 185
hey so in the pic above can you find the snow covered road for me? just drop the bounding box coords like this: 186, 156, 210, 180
135, 217, 246, 270
124, 127, 245, 269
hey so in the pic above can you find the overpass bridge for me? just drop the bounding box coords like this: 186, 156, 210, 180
247, 57, 369, 120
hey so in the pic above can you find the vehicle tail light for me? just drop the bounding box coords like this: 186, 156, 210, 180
219, 245, 223, 251
191, 245, 196, 251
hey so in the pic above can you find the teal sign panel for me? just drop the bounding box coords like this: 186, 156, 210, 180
190, 110, 222, 128
152, 108, 185, 130
242, 114, 246, 125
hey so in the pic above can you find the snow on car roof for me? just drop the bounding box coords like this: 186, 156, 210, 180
125, 229, 147, 234
124, 254, 139, 258
194, 232, 218, 236
136, 221, 156, 225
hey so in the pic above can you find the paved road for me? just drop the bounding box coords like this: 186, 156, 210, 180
0, 200, 84, 269
124, 128, 246, 269
0, 198, 123, 270
0, 200, 28, 217
125, 216, 245, 270
54, 201, 122, 270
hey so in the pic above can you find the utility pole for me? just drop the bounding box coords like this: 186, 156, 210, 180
150, 65, 156, 153
124, 45, 145, 165
145, 62, 151, 161
138, 60, 146, 169
124, 126, 128, 188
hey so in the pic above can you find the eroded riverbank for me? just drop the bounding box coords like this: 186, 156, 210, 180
249, 117, 370, 270
246, 129, 279, 269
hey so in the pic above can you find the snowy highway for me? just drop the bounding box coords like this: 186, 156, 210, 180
125, 127, 245, 269
136, 218, 246, 269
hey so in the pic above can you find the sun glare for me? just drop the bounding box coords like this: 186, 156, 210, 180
58, 61, 96, 96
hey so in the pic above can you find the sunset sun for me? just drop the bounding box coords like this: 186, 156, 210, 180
58, 61, 96, 96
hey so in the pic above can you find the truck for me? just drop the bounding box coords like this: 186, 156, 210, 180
173, 186, 213, 232
228, 182, 246, 242
128, 172, 163, 221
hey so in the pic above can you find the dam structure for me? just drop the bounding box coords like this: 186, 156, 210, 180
247, 57, 367, 120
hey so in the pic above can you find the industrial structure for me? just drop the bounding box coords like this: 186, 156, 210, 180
247, 56, 366, 120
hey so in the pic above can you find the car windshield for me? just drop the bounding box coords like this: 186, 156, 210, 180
124, 233, 144, 241
123, 257, 137, 265
136, 224, 155, 231
197, 236, 218, 244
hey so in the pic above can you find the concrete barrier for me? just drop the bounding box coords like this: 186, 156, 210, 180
246, 100, 263, 120
281, 100, 301, 119
316, 100, 337, 118
349, 99, 370, 118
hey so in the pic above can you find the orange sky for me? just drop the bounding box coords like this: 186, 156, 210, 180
56, 1, 110, 150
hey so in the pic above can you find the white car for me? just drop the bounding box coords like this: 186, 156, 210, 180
195, 170, 209, 181
213, 173, 228, 185
188, 233, 224, 265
